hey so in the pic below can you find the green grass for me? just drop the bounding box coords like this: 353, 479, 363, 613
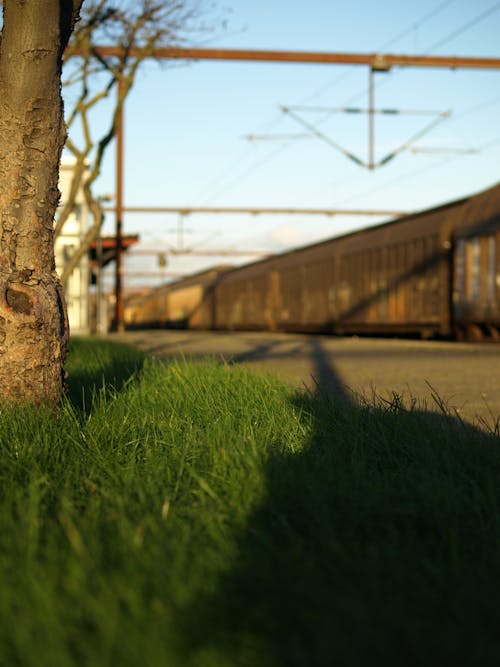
1, 338, 500, 666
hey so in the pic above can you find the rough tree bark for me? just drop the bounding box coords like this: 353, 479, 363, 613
0, 0, 83, 405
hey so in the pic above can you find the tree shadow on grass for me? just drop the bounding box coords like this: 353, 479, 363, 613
186, 337, 500, 667
65, 337, 146, 412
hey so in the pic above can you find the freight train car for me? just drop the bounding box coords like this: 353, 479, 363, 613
213, 196, 459, 337
125, 181, 500, 340
124, 265, 231, 329
451, 184, 500, 339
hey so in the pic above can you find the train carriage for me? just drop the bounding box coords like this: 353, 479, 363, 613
213, 194, 467, 337
124, 266, 230, 330
124, 181, 500, 340
451, 183, 500, 339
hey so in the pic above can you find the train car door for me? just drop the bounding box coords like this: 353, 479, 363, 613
452, 234, 498, 338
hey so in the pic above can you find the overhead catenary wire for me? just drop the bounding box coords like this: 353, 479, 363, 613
342, 1, 500, 107
305, 2, 500, 204
285, 105, 446, 116
331, 154, 459, 206
200, 143, 291, 204
280, 106, 367, 167
319, 125, 500, 210
296, 0, 459, 104
199, 1, 480, 202
303, 90, 500, 205
193, 2, 499, 209
377, 0, 458, 50
408, 146, 479, 154
426, 1, 500, 53
328, 124, 500, 209
281, 104, 452, 169
376, 111, 451, 166
192, 105, 289, 204
324, 103, 500, 209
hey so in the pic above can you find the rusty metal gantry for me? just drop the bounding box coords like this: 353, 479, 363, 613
108, 205, 408, 216
81, 46, 500, 330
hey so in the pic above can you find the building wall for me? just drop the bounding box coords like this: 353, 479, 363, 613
54, 159, 90, 335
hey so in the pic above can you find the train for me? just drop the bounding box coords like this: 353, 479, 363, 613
124, 181, 500, 340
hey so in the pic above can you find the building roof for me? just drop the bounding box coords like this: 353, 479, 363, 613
89, 234, 140, 269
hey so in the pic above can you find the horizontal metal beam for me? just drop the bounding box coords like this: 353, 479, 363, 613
104, 206, 406, 217
129, 248, 272, 257
119, 271, 186, 278
76, 46, 500, 70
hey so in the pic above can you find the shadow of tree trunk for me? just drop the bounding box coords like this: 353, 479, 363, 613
65, 338, 146, 412
182, 338, 500, 666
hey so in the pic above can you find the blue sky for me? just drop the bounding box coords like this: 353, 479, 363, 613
85, 0, 500, 288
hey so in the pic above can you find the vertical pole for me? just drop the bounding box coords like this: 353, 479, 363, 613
368, 68, 375, 170
96, 231, 103, 333
114, 78, 125, 331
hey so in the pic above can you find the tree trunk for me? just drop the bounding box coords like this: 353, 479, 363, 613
0, 1, 82, 405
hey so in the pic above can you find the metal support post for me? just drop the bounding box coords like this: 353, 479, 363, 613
368, 68, 375, 170
113, 78, 125, 332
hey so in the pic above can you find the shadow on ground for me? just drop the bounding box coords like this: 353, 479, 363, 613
65, 337, 146, 411
184, 336, 500, 666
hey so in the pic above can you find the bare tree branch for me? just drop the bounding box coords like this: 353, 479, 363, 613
58, 0, 222, 289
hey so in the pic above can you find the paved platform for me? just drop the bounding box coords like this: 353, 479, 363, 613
110, 330, 500, 429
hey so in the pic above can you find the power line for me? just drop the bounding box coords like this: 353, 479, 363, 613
212, 4, 482, 197
200, 143, 290, 203
331, 154, 459, 206
192, 5, 499, 205
452, 93, 500, 121
338, 1, 500, 110
427, 1, 500, 53
192, 107, 288, 205
378, 0, 458, 50
296, 0, 459, 104
307, 94, 500, 205
480, 134, 500, 150
327, 125, 500, 210
355, 2, 500, 107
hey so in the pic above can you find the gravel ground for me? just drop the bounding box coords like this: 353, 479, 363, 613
109, 330, 500, 430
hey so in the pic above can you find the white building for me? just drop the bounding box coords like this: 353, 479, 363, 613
54, 158, 90, 335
